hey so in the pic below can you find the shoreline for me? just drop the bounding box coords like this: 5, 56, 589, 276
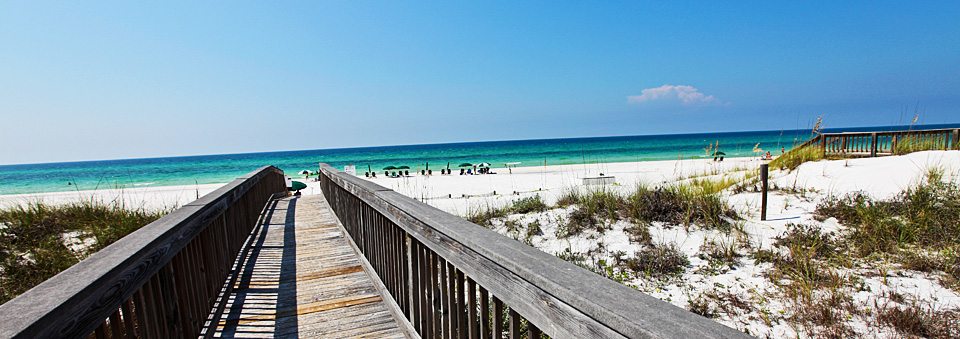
4, 150, 957, 214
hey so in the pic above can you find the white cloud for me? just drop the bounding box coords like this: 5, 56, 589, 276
627, 85, 720, 106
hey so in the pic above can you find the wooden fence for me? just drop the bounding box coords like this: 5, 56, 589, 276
795, 128, 960, 158
318, 163, 749, 339
0, 166, 287, 338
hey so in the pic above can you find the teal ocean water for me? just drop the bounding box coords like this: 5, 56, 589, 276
2, 124, 957, 195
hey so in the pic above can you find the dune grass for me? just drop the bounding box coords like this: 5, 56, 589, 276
0, 200, 168, 304
814, 168, 960, 256
625, 183, 738, 231
466, 195, 549, 227
893, 135, 947, 155
770, 144, 825, 171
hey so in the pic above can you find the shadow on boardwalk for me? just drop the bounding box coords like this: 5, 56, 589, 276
211, 195, 406, 338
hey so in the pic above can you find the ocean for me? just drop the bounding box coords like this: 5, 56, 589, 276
2, 124, 957, 195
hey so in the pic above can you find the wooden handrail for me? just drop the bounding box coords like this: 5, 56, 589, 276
788, 127, 960, 158
0, 166, 287, 338
318, 163, 749, 339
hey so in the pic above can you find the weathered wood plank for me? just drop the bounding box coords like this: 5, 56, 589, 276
210, 195, 409, 338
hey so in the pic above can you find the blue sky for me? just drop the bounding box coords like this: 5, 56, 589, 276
1, 1, 958, 165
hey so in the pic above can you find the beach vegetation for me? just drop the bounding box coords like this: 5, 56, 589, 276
699, 238, 744, 269
770, 144, 824, 171
761, 223, 863, 337
510, 195, 548, 214
0, 200, 168, 304
555, 188, 582, 208
560, 188, 624, 237
814, 169, 960, 256
625, 184, 737, 231
465, 195, 549, 228
465, 203, 511, 227
624, 223, 652, 245
877, 298, 960, 338
622, 243, 689, 279
893, 134, 947, 155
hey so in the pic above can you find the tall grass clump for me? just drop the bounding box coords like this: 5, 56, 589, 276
0, 200, 168, 304
770, 144, 824, 171
558, 189, 624, 238
466, 195, 548, 227
465, 203, 511, 227
688, 175, 741, 195
509, 195, 547, 214
893, 135, 945, 155
625, 183, 737, 231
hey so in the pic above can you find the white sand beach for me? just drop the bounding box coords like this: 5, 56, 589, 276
0, 183, 225, 211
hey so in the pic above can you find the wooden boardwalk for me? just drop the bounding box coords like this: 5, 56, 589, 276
211, 195, 409, 338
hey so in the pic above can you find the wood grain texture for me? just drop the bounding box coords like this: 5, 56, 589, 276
210, 195, 408, 338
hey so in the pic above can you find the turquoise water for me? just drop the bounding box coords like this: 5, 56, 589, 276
2, 124, 957, 195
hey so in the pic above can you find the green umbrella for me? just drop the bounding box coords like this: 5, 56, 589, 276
396, 165, 410, 170
458, 163, 474, 167
289, 181, 307, 191
712, 151, 726, 156
383, 166, 397, 170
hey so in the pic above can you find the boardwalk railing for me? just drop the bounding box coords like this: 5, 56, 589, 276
0, 166, 287, 338
795, 127, 960, 157
318, 163, 748, 339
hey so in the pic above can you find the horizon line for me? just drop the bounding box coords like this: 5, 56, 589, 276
3, 121, 959, 168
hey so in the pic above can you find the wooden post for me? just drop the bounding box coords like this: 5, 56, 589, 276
951, 128, 960, 150
870, 133, 878, 157
820, 135, 826, 157
892, 133, 899, 154
760, 164, 768, 221
406, 234, 414, 319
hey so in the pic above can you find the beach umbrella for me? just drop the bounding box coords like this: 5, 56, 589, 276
712, 151, 726, 156
289, 181, 307, 191
383, 166, 397, 170
396, 165, 410, 170
298, 170, 311, 175
458, 163, 474, 167
477, 162, 491, 167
